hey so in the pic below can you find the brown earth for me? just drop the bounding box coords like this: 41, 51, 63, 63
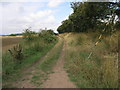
41, 39, 75, 88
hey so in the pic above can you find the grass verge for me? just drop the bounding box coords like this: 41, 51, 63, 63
64, 32, 118, 88
2, 37, 58, 88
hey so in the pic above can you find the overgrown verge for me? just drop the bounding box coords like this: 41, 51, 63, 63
64, 32, 118, 88
2, 29, 58, 87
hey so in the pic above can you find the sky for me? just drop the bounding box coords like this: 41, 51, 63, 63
0, 0, 75, 35
0, 0, 117, 35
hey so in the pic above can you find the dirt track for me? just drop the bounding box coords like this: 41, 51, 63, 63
12, 37, 75, 88
41, 39, 75, 88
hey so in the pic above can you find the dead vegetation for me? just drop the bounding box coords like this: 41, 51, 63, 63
64, 32, 118, 88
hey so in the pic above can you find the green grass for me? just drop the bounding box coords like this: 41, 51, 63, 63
38, 39, 63, 72
2, 35, 58, 87
40, 47, 63, 72
29, 38, 63, 87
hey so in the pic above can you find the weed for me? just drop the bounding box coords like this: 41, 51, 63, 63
8, 44, 23, 64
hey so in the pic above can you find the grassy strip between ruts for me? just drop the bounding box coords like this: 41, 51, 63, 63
29, 38, 64, 87
39, 38, 63, 72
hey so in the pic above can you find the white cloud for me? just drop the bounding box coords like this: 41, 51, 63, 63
0, 3, 2, 35
1, 1, 72, 35
44, 15, 56, 22
29, 10, 53, 20
48, 0, 63, 7
2, 2, 59, 34
0, 0, 49, 2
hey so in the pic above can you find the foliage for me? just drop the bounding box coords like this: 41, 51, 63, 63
115, 21, 120, 29
9, 33, 22, 36
23, 28, 37, 41
57, 2, 120, 33
39, 30, 57, 43
57, 19, 74, 33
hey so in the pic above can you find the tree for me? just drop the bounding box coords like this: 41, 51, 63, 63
57, 19, 73, 33
57, 1, 120, 33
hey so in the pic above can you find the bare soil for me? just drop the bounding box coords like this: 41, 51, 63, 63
41, 40, 76, 88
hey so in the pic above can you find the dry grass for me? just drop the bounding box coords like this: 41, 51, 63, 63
0, 36, 22, 38
64, 32, 118, 88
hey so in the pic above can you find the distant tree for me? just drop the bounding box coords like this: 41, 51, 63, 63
9, 33, 22, 36
9, 34, 17, 36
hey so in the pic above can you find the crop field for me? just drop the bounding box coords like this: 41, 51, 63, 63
1, 36, 23, 52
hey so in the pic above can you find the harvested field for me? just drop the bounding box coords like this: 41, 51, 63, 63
1, 36, 23, 52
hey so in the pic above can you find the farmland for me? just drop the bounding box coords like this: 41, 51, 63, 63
2, 36, 23, 52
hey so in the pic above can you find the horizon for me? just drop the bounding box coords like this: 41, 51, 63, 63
0, 1, 73, 35
1, 0, 118, 35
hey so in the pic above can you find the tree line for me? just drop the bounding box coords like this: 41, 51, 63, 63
57, 1, 120, 34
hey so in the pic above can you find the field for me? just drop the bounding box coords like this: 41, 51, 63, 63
2, 36, 23, 52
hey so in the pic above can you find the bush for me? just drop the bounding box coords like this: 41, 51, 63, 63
39, 30, 57, 43
23, 28, 37, 41
8, 44, 23, 64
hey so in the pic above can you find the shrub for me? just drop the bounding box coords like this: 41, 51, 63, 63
23, 28, 37, 41
39, 30, 57, 43
8, 44, 23, 64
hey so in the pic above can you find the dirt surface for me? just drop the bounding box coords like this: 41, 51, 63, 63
41, 40, 76, 88
11, 37, 75, 88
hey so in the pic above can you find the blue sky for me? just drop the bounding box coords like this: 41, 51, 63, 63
1, 0, 114, 35
0, 1, 73, 35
